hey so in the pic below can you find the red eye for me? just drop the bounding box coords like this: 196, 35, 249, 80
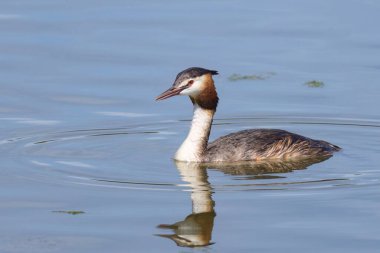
188, 80, 194, 85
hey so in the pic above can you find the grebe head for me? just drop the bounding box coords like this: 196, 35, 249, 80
156, 67, 219, 110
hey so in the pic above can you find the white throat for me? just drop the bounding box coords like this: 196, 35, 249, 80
174, 104, 214, 162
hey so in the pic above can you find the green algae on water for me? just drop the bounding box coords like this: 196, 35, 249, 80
52, 210, 85, 215
228, 72, 275, 81
305, 80, 325, 88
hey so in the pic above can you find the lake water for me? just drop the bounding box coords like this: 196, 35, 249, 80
1, 0, 380, 252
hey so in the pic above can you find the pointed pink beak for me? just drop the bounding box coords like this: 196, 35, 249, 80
156, 86, 185, 101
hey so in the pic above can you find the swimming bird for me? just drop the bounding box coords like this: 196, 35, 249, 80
156, 67, 340, 163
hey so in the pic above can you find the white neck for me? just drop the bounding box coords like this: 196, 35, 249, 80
174, 104, 215, 162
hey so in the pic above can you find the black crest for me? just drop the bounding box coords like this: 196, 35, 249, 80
173, 67, 218, 87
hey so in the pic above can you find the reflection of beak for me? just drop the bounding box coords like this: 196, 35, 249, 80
156, 86, 185, 101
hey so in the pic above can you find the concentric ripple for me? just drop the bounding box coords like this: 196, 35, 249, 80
1, 117, 379, 192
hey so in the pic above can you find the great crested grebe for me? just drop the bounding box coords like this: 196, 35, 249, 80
156, 67, 341, 163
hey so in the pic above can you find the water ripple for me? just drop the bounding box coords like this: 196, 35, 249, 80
0, 117, 379, 192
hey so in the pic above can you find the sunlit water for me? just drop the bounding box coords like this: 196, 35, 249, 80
1, 1, 380, 252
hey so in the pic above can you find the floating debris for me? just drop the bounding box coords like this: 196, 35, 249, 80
228, 72, 275, 81
305, 80, 325, 88
52, 210, 85, 215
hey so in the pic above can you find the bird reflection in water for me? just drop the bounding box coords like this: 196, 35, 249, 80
156, 156, 331, 247
156, 161, 215, 247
